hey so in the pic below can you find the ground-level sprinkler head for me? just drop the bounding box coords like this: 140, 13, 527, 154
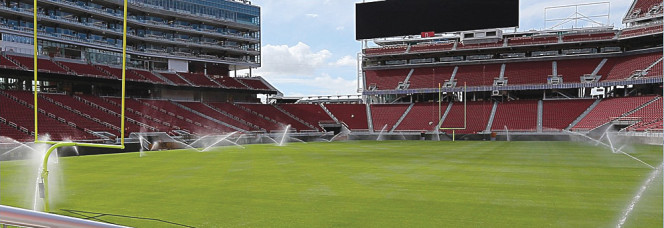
38, 181, 45, 199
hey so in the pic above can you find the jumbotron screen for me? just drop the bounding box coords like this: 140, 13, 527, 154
356, 0, 519, 40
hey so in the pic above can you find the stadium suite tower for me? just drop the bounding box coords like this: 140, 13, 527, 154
0, 0, 278, 101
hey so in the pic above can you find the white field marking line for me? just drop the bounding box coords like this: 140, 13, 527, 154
616, 162, 663, 228
563, 130, 655, 169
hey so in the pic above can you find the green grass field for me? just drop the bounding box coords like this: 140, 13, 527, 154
1, 141, 662, 227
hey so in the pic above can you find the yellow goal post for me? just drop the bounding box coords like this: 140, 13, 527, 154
32, 0, 129, 212
438, 82, 467, 141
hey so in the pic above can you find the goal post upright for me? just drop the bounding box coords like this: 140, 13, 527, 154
33, 0, 129, 212
439, 82, 467, 141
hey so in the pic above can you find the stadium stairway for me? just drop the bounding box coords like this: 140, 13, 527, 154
137, 99, 232, 134
393, 103, 441, 132
318, 103, 341, 123
237, 104, 314, 132
322, 104, 369, 131
566, 99, 602, 130
196, 102, 263, 131
73, 95, 158, 132
208, 102, 281, 132
571, 96, 658, 131
170, 101, 249, 133
272, 105, 319, 130
389, 103, 414, 132
365, 103, 374, 132
78, 95, 168, 133
104, 97, 178, 134
39, 93, 122, 134
276, 104, 335, 131
157, 72, 193, 86
178, 101, 261, 132
484, 102, 499, 133
537, 100, 543, 132
370, 104, 411, 132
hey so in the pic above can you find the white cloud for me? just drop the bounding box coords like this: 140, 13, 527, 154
330, 55, 356, 67
305, 13, 319, 18
250, 42, 359, 96
336, 26, 345, 31
270, 73, 358, 96
257, 42, 332, 76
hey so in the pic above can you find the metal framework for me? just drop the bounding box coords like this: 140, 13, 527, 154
32, 0, 128, 212
545, 2, 611, 29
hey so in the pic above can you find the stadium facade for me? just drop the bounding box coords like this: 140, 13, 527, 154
0, 0, 274, 100
0, 0, 662, 145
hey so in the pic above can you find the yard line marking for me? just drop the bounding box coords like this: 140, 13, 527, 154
616, 162, 663, 228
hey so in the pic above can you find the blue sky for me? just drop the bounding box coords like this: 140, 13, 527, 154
249, 0, 634, 97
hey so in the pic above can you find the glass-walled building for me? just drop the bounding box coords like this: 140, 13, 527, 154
0, 0, 261, 72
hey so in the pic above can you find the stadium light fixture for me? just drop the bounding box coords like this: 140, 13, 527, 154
32, 0, 129, 212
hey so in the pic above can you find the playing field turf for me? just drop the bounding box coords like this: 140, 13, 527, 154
1, 141, 662, 227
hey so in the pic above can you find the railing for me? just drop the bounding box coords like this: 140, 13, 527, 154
363, 77, 664, 95
0, 205, 127, 228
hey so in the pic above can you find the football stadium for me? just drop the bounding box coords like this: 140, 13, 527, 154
0, 0, 662, 227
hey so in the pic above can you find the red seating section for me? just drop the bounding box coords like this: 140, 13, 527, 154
364, 46, 407, 56
626, 98, 663, 131
395, 103, 440, 131
138, 99, 233, 133
603, 53, 662, 81
131, 69, 168, 84
0, 54, 273, 92
80, 95, 169, 132
408, 67, 455, 89
457, 41, 502, 49
542, 100, 595, 131
365, 51, 662, 90
491, 100, 538, 131
562, 32, 616, 42
158, 72, 191, 86
628, 0, 662, 19
278, 104, 334, 130
179, 72, 220, 87
620, 24, 664, 38
440, 101, 493, 134
0, 91, 97, 140
7, 55, 69, 74
364, 69, 410, 90
7, 91, 115, 133
0, 55, 21, 69
2, 91, 664, 142
96, 65, 147, 82
210, 76, 248, 89
57, 61, 111, 78
238, 104, 313, 132
508, 36, 558, 46
556, 58, 603, 81
324, 104, 368, 130
370, 104, 409, 131
44, 93, 151, 133
572, 96, 656, 130
454, 64, 502, 87
238, 78, 271, 90
177, 101, 254, 131
0, 121, 31, 141
504, 62, 551, 85
410, 43, 454, 53
207, 102, 280, 131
